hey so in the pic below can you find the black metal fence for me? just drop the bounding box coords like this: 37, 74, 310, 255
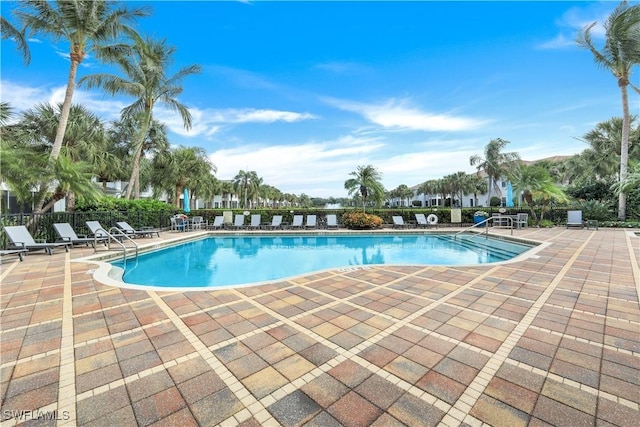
0, 211, 174, 249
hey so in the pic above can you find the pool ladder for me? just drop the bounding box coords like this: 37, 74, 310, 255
94, 226, 139, 270
454, 216, 514, 240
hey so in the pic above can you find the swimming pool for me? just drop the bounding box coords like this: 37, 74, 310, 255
111, 233, 534, 289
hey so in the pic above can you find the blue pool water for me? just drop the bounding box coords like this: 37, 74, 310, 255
112, 234, 532, 288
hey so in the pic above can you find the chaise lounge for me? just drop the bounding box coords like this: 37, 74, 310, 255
54, 222, 108, 248
116, 221, 161, 238
3, 225, 69, 255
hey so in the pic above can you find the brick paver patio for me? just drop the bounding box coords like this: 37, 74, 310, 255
1, 227, 638, 426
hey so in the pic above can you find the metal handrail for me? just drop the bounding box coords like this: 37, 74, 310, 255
454, 216, 514, 239
92, 227, 138, 270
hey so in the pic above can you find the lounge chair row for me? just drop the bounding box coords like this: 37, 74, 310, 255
2, 221, 161, 257
392, 214, 439, 229
205, 214, 340, 230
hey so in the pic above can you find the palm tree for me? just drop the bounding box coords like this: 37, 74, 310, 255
469, 173, 488, 207
218, 181, 235, 208
470, 138, 520, 206
151, 146, 216, 208
577, 1, 640, 220
15, 1, 148, 161
1, 15, 30, 63
393, 184, 414, 207
79, 35, 201, 199
7, 102, 111, 210
233, 170, 261, 209
2, 106, 101, 213
510, 164, 569, 222
344, 165, 385, 212
418, 179, 439, 207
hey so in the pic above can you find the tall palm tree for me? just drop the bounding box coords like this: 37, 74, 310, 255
15, 1, 148, 161
470, 138, 520, 206
577, 1, 640, 220
344, 165, 385, 212
79, 35, 201, 199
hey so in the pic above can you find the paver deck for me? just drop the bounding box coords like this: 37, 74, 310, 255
1, 227, 638, 426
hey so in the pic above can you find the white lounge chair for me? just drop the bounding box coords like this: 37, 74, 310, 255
248, 214, 262, 230
3, 225, 69, 255
208, 216, 224, 230
53, 223, 107, 247
116, 221, 160, 238
290, 215, 304, 229
305, 215, 317, 229
325, 214, 338, 229
567, 210, 584, 229
86, 220, 110, 238
415, 213, 429, 228
232, 214, 245, 229
264, 215, 283, 230
392, 216, 409, 228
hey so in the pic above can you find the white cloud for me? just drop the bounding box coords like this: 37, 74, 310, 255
233, 109, 316, 123
156, 106, 317, 137
537, 2, 611, 50
1, 80, 126, 121
208, 135, 387, 196
537, 34, 576, 49
326, 98, 486, 132
315, 61, 372, 75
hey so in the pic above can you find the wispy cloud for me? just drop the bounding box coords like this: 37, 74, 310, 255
537, 34, 576, 49
157, 106, 317, 137
326, 97, 486, 132
208, 135, 385, 195
315, 61, 372, 75
3, 80, 315, 135
537, 2, 610, 50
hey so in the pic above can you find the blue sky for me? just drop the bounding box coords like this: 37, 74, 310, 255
2, 1, 638, 198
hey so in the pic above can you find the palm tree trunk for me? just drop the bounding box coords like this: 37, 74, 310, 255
124, 110, 152, 199
67, 190, 76, 211
31, 59, 80, 215
618, 81, 630, 221
50, 59, 79, 160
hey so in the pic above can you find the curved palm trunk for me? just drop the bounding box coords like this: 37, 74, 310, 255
32, 59, 80, 214
51, 59, 79, 159
618, 80, 630, 221
124, 109, 152, 199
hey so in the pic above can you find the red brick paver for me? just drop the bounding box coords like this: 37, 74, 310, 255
1, 227, 638, 426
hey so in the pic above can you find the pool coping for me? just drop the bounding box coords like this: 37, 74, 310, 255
75, 229, 550, 292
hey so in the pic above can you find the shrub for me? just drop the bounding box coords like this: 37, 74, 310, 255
342, 212, 383, 229
489, 197, 502, 207
574, 200, 615, 221
539, 219, 555, 228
